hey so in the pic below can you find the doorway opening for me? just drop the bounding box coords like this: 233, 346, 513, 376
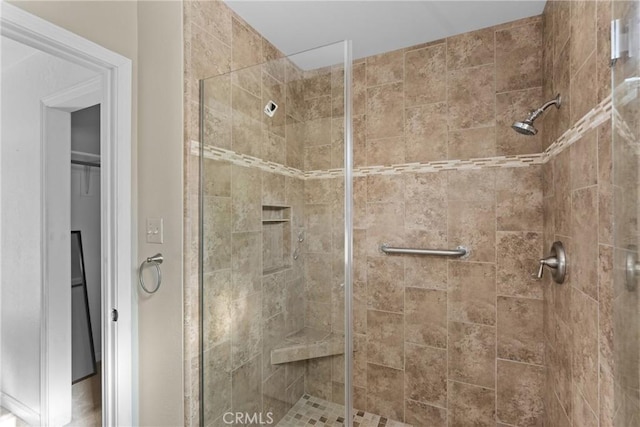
1, 3, 134, 425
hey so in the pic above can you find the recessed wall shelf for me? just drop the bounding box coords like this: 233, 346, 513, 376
262, 205, 292, 274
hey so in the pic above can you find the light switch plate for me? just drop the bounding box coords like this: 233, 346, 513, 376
146, 218, 163, 244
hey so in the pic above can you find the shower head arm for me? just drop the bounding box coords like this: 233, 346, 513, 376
528, 94, 561, 122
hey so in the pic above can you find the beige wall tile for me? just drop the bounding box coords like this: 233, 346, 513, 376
448, 262, 497, 326
367, 256, 404, 313
572, 186, 599, 300
191, 23, 231, 80
304, 253, 333, 303
405, 343, 447, 407
404, 256, 448, 291
448, 64, 496, 130
448, 322, 496, 388
353, 62, 367, 116
448, 126, 496, 159
303, 69, 331, 100
570, 128, 598, 190
496, 360, 544, 425
553, 149, 572, 237
404, 43, 446, 107
232, 354, 262, 416
203, 270, 232, 349
405, 399, 447, 426
263, 368, 288, 424
203, 197, 232, 272
571, 287, 599, 414
366, 136, 405, 166
231, 231, 262, 300
496, 166, 543, 232
448, 169, 496, 202
496, 87, 544, 155
366, 83, 404, 139
366, 363, 404, 421
448, 381, 495, 426
203, 342, 232, 424
405, 287, 447, 348
573, 383, 599, 427
495, 20, 543, 92
595, 0, 611, 104
367, 175, 404, 203
367, 310, 404, 369
231, 292, 262, 369
353, 114, 367, 167
570, 0, 597, 76
231, 17, 262, 70
231, 165, 261, 232
189, 1, 232, 46
496, 231, 543, 299
307, 357, 332, 400
262, 313, 285, 381
570, 52, 597, 124
405, 172, 447, 231
304, 144, 332, 171
367, 49, 404, 86
262, 271, 286, 319
404, 102, 448, 162
497, 297, 544, 364
354, 334, 368, 389
231, 84, 262, 157
262, 172, 286, 206
447, 27, 495, 70
448, 200, 496, 263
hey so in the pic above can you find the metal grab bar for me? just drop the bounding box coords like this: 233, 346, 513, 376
380, 244, 469, 258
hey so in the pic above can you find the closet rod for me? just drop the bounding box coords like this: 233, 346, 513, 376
71, 159, 100, 168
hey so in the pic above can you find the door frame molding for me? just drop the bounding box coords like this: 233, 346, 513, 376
1, 2, 134, 426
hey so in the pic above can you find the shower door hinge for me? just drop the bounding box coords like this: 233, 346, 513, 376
611, 19, 629, 65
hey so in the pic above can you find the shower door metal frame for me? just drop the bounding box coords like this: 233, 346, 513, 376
342, 40, 354, 427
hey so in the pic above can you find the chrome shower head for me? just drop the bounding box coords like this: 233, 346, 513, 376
512, 94, 561, 136
512, 119, 538, 136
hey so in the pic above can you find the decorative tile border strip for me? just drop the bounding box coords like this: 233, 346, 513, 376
190, 95, 616, 180
306, 154, 545, 179
541, 95, 613, 162
191, 142, 306, 179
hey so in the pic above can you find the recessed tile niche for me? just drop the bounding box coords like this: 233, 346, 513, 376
262, 205, 291, 275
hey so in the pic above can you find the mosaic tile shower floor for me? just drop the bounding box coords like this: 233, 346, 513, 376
277, 394, 412, 427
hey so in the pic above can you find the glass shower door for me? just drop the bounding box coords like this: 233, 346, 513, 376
612, 1, 640, 425
199, 41, 352, 426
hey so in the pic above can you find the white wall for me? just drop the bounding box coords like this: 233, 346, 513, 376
0, 46, 95, 421
137, 3, 184, 425
8, 2, 186, 424
70, 164, 102, 361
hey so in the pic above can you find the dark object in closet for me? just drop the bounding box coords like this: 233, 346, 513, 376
71, 230, 97, 383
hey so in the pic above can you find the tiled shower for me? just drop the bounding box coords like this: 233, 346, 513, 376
183, 1, 638, 426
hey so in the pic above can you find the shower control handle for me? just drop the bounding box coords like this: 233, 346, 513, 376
535, 241, 567, 284
536, 256, 559, 279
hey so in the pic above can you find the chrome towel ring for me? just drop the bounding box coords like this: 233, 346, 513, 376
139, 253, 163, 294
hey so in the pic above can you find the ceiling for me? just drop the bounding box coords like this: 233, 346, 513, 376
224, 1, 546, 69
1, 36, 39, 70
